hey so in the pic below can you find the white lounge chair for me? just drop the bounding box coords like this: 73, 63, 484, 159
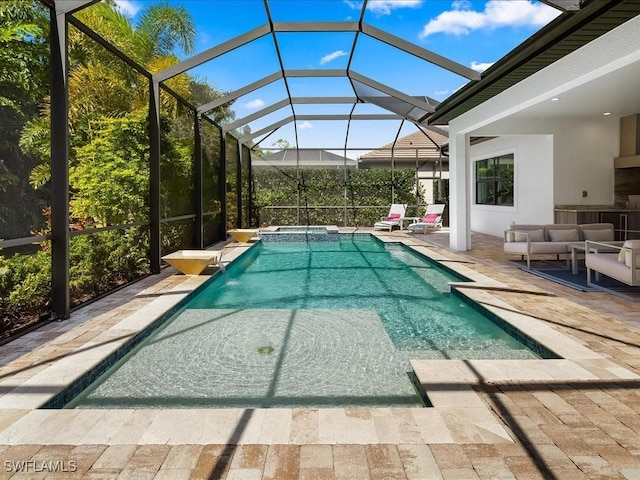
407, 204, 445, 234
373, 203, 407, 231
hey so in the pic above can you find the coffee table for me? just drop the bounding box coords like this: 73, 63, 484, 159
399, 217, 420, 230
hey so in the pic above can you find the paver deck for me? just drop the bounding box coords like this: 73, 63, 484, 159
1, 230, 640, 479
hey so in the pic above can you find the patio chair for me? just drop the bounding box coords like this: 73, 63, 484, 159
407, 204, 446, 234
373, 203, 407, 231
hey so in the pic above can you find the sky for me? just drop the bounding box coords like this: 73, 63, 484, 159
112, 0, 561, 156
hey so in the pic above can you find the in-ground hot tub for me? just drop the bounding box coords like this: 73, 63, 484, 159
260, 225, 340, 242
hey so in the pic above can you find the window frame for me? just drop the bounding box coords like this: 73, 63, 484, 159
474, 152, 515, 207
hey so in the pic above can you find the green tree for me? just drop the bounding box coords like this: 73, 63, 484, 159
1, 0, 230, 332
253, 168, 420, 227
0, 0, 49, 239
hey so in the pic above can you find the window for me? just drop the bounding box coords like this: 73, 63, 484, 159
475, 153, 514, 206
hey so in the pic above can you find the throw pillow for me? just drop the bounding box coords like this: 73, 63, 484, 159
514, 229, 544, 242
422, 213, 439, 223
387, 213, 401, 220
548, 228, 579, 242
582, 228, 614, 242
621, 239, 640, 267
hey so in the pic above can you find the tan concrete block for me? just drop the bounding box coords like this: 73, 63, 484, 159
262, 445, 299, 480
161, 445, 203, 470
289, 409, 319, 444
228, 445, 267, 471
122, 444, 170, 473
440, 468, 480, 479
299, 468, 334, 480
333, 445, 369, 480
92, 445, 137, 470
154, 468, 192, 480
300, 445, 332, 469
429, 444, 472, 470
190, 444, 232, 480
398, 444, 443, 480
365, 444, 405, 479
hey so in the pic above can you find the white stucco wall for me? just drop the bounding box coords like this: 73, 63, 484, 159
550, 118, 618, 205
474, 117, 619, 208
445, 13, 640, 249
470, 135, 553, 236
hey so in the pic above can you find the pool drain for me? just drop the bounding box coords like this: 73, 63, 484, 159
256, 345, 275, 355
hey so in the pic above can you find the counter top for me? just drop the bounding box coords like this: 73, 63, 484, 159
554, 205, 640, 212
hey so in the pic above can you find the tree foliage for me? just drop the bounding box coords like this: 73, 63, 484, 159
0, 0, 230, 335
0, 0, 50, 240
254, 168, 422, 227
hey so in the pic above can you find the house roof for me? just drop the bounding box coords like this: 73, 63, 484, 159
358, 127, 448, 168
428, 0, 640, 125
252, 149, 357, 169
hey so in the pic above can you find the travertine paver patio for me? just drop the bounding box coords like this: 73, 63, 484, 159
1, 230, 640, 479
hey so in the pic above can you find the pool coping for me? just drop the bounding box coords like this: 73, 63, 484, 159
0, 231, 637, 446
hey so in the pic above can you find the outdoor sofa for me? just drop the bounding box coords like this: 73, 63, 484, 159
504, 223, 620, 268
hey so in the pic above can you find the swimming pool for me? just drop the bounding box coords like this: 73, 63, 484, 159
65, 235, 555, 409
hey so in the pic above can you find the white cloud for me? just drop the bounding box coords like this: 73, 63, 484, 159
470, 61, 494, 72
113, 0, 141, 17
320, 50, 348, 65
243, 99, 265, 109
344, 0, 422, 15
435, 89, 450, 96
368, 0, 422, 15
297, 121, 313, 130
419, 0, 560, 38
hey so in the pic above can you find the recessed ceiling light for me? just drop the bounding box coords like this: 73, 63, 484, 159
551, 97, 561, 102
603, 112, 612, 116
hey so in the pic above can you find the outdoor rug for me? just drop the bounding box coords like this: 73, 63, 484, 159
509, 259, 640, 300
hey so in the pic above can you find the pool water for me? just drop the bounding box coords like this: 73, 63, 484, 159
67, 236, 544, 409
191, 239, 531, 353
274, 226, 330, 233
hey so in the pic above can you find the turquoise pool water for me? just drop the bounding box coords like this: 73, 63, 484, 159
190, 239, 530, 353
67, 236, 548, 409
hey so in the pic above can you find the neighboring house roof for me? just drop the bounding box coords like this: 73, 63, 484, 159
358, 127, 448, 168
252, 149, 357, 169
428, 0, 640, 125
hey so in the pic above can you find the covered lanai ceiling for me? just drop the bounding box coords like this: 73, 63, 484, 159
54, 0, 635, 157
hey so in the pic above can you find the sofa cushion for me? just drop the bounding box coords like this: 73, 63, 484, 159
515, 229, 544, 242
620, 239, 640, 267
582, 228, 614, 242
548, 228, 579, 242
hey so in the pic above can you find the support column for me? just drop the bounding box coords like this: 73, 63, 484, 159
194, 112, 203, 248
449, 132, 471, 251
50, 5, 70, 319
219, 131, 227, 240
236, 143, 242, 228
247, 147, 254, 228
149, 80, 161, 273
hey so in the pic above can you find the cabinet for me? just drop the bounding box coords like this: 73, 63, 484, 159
554, 210, 599, 224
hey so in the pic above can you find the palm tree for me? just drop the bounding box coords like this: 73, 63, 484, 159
22, 1, 212, 186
